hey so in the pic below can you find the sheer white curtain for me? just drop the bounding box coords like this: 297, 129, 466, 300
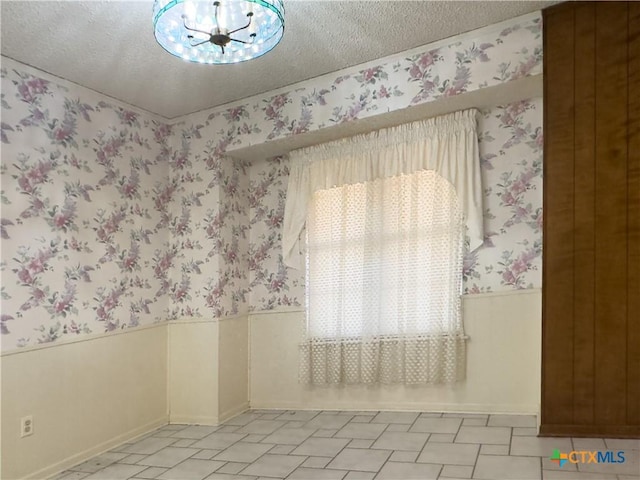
283, 109, 483, 385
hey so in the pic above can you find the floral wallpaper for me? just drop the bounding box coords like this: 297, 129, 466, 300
466, 98, 543, 294
0, 63, 173, 350
244, 98, 543, 307
248, 156, 302, 311
161, 120, 254, 321
182, 13, 542, 156
1, 12, 543, 350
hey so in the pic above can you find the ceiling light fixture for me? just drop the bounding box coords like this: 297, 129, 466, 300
153, 0, 284, 64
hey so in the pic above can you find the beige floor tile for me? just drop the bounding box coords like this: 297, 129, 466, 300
410, 417, 462, 434
51, 472, 90, 480
71, 452, 129, 473
119, 454, 147, 465
259, 414, 283, 420
161, 425, 189, 432
215, 462, 248, 474
291, 437, 350, 457
334, 423, 387, 440
542, 470, 618, 479
261, 428, 316, 445
376, 461, 441, 479
463, 418, 488, 427
510, 436, 573, 457
191, 433, 246, 450
306, 414, 353, 430
371, 412, 419, 424
313, 429, 339, 438
370, 431, 429, 451
241, 454, 307, 477
275, 410, 321, 422
604, 439, 640, 451
344, 471, 376, 480
441, 464, 474, 478
570, 438, 606, 451
288, 467, 349, 479
350, 415, 375, 423
479, 445, 510, 455
348, 439, 374, 449
137, 447, 200, 468
243, 434, 267, 442
389, 450, 419, 462
429, 433, 457, 443
269, 444, 296, 454
326, 448, 391, 472
191, 450, 221, 460
68, 411, 640, 480
237, 420, 287, 435
213, 442, 273, 463
122, 438, 177, 456
221, 412, 263, 426
171, 439, 197, 448
455, 426, 511, 445
83, 464, 148, 480
443, 414, 489, 420
385, 424, 411, 432
487, 415, 537, 428
343, 472, 375, 480
136, 466, 169, 479
302, 457, 332, 468
418, 442, 479, 466
473, 455, 541, 480
171, 426, 219, 440
204, 474, 257, 480
576, 448, 639, 476
157, 459, 225, 480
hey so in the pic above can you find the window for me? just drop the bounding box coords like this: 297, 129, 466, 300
284, 109, 482, 384
306, 170, 464, 342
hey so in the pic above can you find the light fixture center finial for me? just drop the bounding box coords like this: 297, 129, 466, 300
154, 0, 284, 64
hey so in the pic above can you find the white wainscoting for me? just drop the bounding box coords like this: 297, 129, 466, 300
249, 289, 541, 415
0, 291, 540, 479
0, 324, 169, 480
167, 316, 249, 425
218, 316, 249, 422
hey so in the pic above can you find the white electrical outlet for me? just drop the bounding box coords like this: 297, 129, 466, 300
20, 416, 34, 438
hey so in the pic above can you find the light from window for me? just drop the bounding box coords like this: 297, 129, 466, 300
305, 169, 464, 342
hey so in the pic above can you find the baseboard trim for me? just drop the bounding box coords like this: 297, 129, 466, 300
249, 401, 540, 415
24, 416, 169, 480
219, 402, 250, 423
540, 424, 640, 438
169, 414, 219, 426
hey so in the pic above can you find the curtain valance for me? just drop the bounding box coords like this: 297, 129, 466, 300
283, 109, 483, 269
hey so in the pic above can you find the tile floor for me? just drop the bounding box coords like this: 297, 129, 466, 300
53, 410, 640, 480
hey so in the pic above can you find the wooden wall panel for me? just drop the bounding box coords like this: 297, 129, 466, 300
542, 4, 575, 427
542, 1, 640, 437
628, 1, 640, 427
571, 2, 596, 426
593, 1, 628, 427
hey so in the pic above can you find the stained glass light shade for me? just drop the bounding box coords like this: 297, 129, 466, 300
153, 0, 284, 64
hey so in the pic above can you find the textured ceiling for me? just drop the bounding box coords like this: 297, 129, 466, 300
1, 1, 555, 119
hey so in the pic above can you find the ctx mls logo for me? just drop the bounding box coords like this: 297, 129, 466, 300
550, 449, 626, 467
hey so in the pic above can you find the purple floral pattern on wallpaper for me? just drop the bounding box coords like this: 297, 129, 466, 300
245, 98, 543, 304
0, 66, 172, 349
182, 13, 542, 153
1, 12, 543, 350
464, 98, 543, 294
248, 157, 302, 311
